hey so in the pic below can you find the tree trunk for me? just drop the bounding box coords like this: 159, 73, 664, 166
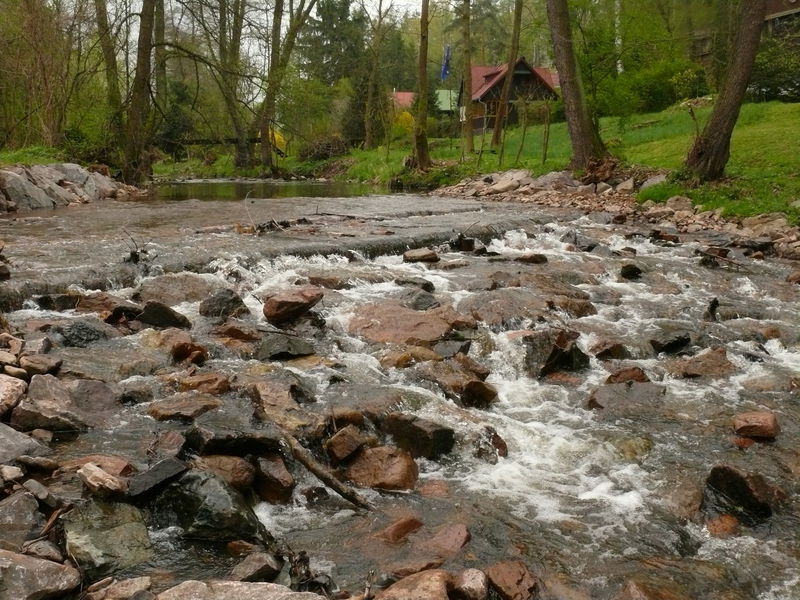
123, 0, 157, 185
93, 0, 125, 161
491, 0, 522, 148
154, 0, 168, 115
684, 0, 766, 181
413, 0, 431, 170
363, 0, 387, 150
460, 0, 474, 155
260, 0, 284, 174
545, 0, 606, 170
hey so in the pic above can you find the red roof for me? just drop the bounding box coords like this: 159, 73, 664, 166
470, 59, 557, 101
392, 91, 415, 109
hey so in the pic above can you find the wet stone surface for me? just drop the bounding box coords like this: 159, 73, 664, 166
0, 191, 799, 599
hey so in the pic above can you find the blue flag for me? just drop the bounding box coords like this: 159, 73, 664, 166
440, 45, 451, 80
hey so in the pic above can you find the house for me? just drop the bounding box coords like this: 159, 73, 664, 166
766, 0, 800, 21
391, 91, 415, 112
458, 57, 558, 130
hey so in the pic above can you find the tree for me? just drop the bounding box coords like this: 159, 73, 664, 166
94, 0, 125, 159
545, 0, 606, 170
490, 0, 522, 148
413, 0, 432, 169
460, 0, 474, 155
363, 0, 393, 149
684, 0, 766, 181
123, 0, 157, 185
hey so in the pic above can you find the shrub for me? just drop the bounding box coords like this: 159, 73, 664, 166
298, 135, 348, 161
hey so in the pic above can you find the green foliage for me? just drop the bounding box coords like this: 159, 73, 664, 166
750, 21, 800, 102
637, 182, 685, 204
155, 81, 195, 158
0, 146, 63, 166
298, 135, 348, 161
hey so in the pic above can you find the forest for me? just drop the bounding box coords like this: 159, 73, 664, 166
0, 0, 798, 190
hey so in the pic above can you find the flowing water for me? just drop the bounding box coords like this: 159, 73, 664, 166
3, 185, 799, 598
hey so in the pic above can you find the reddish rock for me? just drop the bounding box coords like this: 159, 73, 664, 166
179, 372, 230, 395
226, 540, 257, 556
453, 353, 490, 380
732, 436, 756, 449
19, 354, 62, 376
418, 480, 450, 498
423, 523, 471, 557
786, 270, 800, 284
254, 454, 295, 504
145, 430, 186, 460
348, 302, 468, 347
388, 558, 445, 579
706, 514, 739, 537
519, 329, 589, 377
249, 374, 324, 439
158, 328, 208, 364
705, 465, 785, 524
325, 425, 370, 464
262, 286, 323, 325
551, 297, 597, 318
229, 551, 283, 582
669, 347, 735, 378
733, 411, 780, 439
486, 560, 538, 600
77, 462, 127, 497
615, 579, 691, 600
377, 569, 452, 600
403, 248, 440, 263
194, 455, 255, 490
60, 454, 136, 477
147, 394, 222, 421
591, 340, 631, 360
344, 446, 418, 491
606, 366, 650, 384
0, 374, 27, 419
376, 516, 423, 543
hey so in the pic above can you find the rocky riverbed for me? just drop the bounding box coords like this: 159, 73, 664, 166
0, 185, 799, 600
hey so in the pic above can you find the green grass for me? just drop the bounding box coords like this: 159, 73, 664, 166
0, 145, 64, 166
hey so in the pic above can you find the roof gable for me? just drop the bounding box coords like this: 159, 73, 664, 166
470, 58, 557, 101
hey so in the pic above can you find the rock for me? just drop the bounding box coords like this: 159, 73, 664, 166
85, 576, 152, 600
649, 329, 691, 354
376, 516, 423, 543
135, 273, 223, 307
703, 465, 784, 524
194, 455, 255, 491
148, 393, 223, 421
156, 580, 324, 599
53, 317, 119, 347
669, 347, 735, 378
640, 174, 667, 190
741, 213, 789, 238
256, 333, 315, 360
76, 292, 141, 316
21, 540, 63, 563
377, 569, 452, 600
0, 423, 48, 462
665, 196, 693, 212
136, 301, 192, 329
515, 253, 548, 264
1, 465, 25, 481
77, 463, 127, 497
454, 568, 489, 600
486, 560, 538, 600
146, 430, 187, 460
5, 365, 31, 380
381, 413, 455, 459
706, 514, 740, 538
184, 423, 282, 456
733, 411, 780, 439
179, 372, 231, 395
787, 270, 800, 284
560, 230, 597, 252
620, 264, 643, 280
0, 549, 81, 599
60, 455, 136, 477
19, 354, 62, 376
396, 276, 435, 292
606, 366, 650, 384
0, 169, 56, 209
616, 178, 635, 192
403, 248, 440, 263
249, 373, 323, 439
0, 373, 27, 418
157, 329, 207, 364
590, 340, 630, 360
519, 329, 590, 377
422, 522, 471, 557
63, 501, 153, 578
127, 457, 189, 497
254, 454, 295, 504
587, 382, 666, 418
325, 425, 371, 464
344, 446, 418, 491
348, 302, 469, 346
12, 375, 121, 431
199, 289, 249, 319
153, 470, 266, 542
262, 286, 324, 325
21, 479, 61, 508
388, 558, 445, 580
397, 288, 440, 311
0, 492, 42, 552
614, 579, 692, 600
230, 552, 283, 582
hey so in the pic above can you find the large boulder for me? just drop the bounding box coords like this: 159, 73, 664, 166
62, 500, 153, 578
249, 372, 324, 439
0, 373, 27, 419
199, 289, 249, 319
262, 286, 323, 325
377, 569, 452, 600
344, 446, 418, 491
458, 289, 549, 328
0, 169, 55, 210
668, 347, 735, 379
703, 465, 784, 525
153, 470, 266, 542
0, 549, 81, 600
587, 382, 666, 418
136, 301, 192, 329
0, 423, 48, 462
381, 413, 455, 459
184, 423, 282, 457
11, 375, 122, 431
348, 302, 473, 347
135, 273, 224, 307
156, 580, 324, 599
0, 492, 43, 552
518, 329, 590, 377
486, 560, 539, 600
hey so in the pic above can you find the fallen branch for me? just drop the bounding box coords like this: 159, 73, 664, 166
282, 432, 373, 511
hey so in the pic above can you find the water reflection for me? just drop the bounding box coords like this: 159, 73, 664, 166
156, 179, 383, 201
